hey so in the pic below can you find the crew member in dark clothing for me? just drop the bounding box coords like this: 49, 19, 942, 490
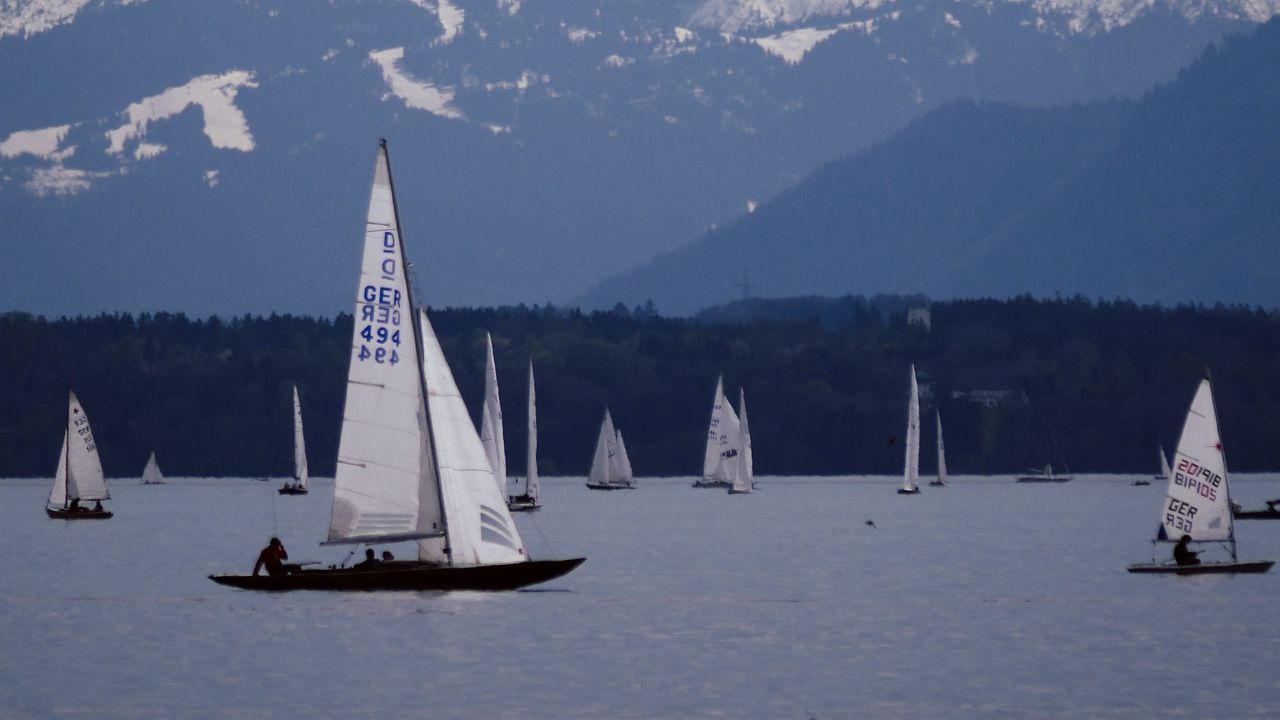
253, 537, 299, 576
354, 548, 381, 570
92, 501, 103, 512
1173, 535, 1201, 566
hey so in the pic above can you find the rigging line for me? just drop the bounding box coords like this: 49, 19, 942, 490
525, 508, 555, 557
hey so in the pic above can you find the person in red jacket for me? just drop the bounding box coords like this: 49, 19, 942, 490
253, 537, 299, 576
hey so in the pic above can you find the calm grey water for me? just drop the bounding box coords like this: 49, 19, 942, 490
3, 474, 1280, 719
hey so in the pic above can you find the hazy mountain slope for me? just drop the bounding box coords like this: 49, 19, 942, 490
578, 18, 1280, 313
1, 0, 1276, 315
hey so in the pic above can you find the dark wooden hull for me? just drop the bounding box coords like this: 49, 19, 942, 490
586, 482, 634, 490
278, 485, 308, 495
727, 488, 752, 495
1131, 480, 1152, 486
209, 557, 585, 592
897, 488, 921, 495
927, 481, 946, 487
692, 480, 730, 488
1016, 476, 1072, 483
46, 507, 112, 519
1233, 508, 1280, 520
1127, 560, 1274, 575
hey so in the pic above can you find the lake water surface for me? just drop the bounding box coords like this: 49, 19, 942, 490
3, 475, 1279, 719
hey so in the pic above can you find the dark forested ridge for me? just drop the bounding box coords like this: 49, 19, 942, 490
2, 296, 1279, 478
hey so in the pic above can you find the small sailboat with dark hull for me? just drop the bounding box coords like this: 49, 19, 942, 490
1128, 376, 1273, 575
46, 392, 112, 519
1230, 499, 1280, 520
278, 385, 309, 495
898, 365, 922, 495
508, 361, 541, 512
141, 451, 165, 485
210, 140, 582, 592
586, 409, 635, 490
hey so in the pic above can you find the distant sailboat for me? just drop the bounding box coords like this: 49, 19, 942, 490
587, 409, 634, 490
695, 375, 741, 488
1129, 376, 1272, 574
727, 389, 753, 495
479, 332, 507, 499
898, 365, 922, 495
508, 361, 541, 512
1016, 419, 1072, 483
46, 391, 112, 519
142, 451, 165, 485
1133, 445, 1166, 486
928, 411, 948, 487
279, 385, 309, 495
210, 140, 582, 591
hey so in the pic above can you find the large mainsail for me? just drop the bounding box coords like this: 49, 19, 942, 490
705, 377, 743, 485
65, 392, 109, 503
902, 365, 920, 493
479, 332, 507, 498
142, 451, 164, 485
731, 389, 753, 493
419, 311, 526, 565
292, 385, 308, 489
328, 142, 445, 546
1159, 378, 1233, 544
589, 410, 618, 486
524, 361, 539, 504
936, 411, 948, 486
702, 376, 728, 481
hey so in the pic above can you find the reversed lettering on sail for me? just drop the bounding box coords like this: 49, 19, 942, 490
1159, 379, 1232, 542
329, 145, 443, 544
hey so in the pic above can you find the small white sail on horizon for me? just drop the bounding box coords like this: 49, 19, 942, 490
142, 451, 165, 485
934, 411, 948, 486
511, 360, 541, 508
1159, 444, 1171, 480
48, 392, 110, 511
729, 389, 753, 494
479, 332, 507, 499
292, 385, 309, 490
901, 365, 921, 494
701, 375, 743, 487
588, 409, 633, 488
616, 429, 634, 484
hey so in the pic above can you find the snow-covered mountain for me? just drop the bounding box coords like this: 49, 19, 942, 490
1, 0, 1276, 315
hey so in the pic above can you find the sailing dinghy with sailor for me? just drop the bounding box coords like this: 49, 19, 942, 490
209, 140, 583, 591
279, 385, 309, 495
1128, 376, 1272, 575
47, 392, 112, 519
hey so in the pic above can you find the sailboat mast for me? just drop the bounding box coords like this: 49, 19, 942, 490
1203, 368, 1237, 561
381, 138, 452, 564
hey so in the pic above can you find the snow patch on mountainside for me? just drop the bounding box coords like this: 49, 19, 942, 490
0, 0, 145, 39
0, 124, 73, 159
369, 47, 465, 120
105, 71, 258, 155
749, 14, 893, 63
691, 0, 1280, 34
409, 0, 464, 44
24, 165, 112, 197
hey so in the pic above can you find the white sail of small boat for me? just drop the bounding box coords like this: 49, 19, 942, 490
698, 375, 742, 488
210, 140, 582, 590
479, 332, 507, 498
47, 391, 112, 518
142, 451, 165, 485
930, 411, 948, 486
1159, 444, 1171, 479
509, 361, 541, 511
899, 365, 921, 494
279, 384, 310, 494
728, 389, 753, 494
587, 409, 633, 489
1128, 376, 1272, 574
615, 429, 634, 484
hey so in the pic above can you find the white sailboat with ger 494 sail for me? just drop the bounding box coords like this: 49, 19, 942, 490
1128, 376, 1272, 575
47, 391, 113, 519
209, 140, 583, 591
278, 384, 309, 495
